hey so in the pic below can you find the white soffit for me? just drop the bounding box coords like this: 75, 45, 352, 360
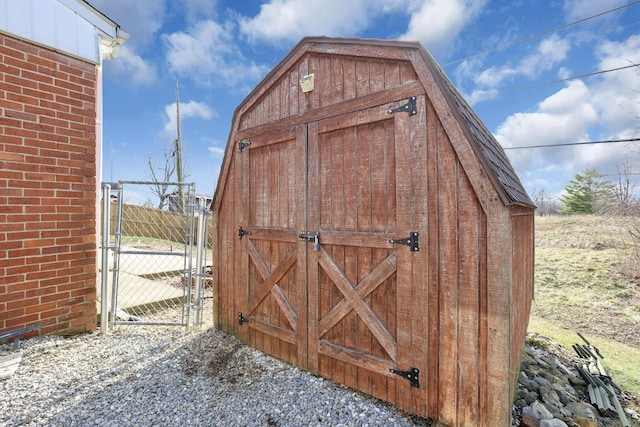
0, 0, 126, 63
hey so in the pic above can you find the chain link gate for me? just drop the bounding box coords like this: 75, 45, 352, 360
99, 181, 210, 331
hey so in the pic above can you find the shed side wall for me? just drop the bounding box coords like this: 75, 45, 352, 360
510, 206, 535, 386
0, 33, 98, 336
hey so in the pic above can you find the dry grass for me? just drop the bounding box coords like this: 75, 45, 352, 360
530, 215, 640, 396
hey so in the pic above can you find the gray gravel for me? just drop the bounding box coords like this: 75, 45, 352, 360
0, 305, 430, 427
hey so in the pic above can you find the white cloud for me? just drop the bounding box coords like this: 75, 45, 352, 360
88, 0, 166, 87
591, 34, 640, 137
563, 0, 627, 22
164, 20, 268, 87
208, 146, 225, 157
238, 0, 375, 44
163, 101, 217, 134
400, 0, 487, 56
473, 34, 571, 89
495, 80, 598, 174
105, 45, 157, 87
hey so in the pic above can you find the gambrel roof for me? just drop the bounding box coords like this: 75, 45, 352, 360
215, 37, 534, 210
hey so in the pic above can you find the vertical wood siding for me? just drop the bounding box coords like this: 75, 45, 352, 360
212, 39, 535, 427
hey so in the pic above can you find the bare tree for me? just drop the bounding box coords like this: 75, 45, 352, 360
530, 188, 560, 216
614, 159, 638, 213
147, 148, 176, 210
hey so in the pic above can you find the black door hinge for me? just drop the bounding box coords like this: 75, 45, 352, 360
238, 226, 251, 239
387, 96, 417, 116
389, 232, 419, 251
238, 312, 249, 325
238, 140, 252, 152
390, 367, 420, 388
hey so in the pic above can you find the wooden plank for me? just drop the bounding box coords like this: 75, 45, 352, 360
289, 60, 300, 117
318, 249, 397, 362
370, 247, 390, 403
316, 231, 396, 248
456, 175, 482, 426
247, 248, 297, 315
355, 59, 370, 97
408, 95, 429, 416
343, 58, 356, 101
330, 55, 344, 104
392, 94, 416, 414
306, 42, 411, 62
437, 127, 459, 426
370, 120, 387, 232
343, 243, 359, 391
319, 340, 395, 375
249, 317, 297, 344
297, 55, 309, 115
357, 245, 373, 396
235, 81, 423, 141
318, 253, 396, 337
344, 126, 357, 231
306, 121, 321, 374
426, 99, 440, 418
294, 124, 309, 370
236, 140, 249, 341
247, 228, 296, 243
318, 54, 332, 109
271, 284, 297, 332
329, 246, 346, 385
356, 121, 372, 232
384, 61, 400, 89
369, 60, 385, 93
483, 205, 513, 427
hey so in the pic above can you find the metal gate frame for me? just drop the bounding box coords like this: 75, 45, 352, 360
100, 181, 210, 332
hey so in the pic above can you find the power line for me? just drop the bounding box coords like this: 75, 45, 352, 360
492, 62, 640, 97
444, 1, 640, 67
503, 137, 640, 150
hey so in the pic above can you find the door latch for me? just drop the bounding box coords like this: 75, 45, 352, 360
299, 231, 320, 251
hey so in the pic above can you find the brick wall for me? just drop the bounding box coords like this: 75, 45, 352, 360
0, 33, 98, 336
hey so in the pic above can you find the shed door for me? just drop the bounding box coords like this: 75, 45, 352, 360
239, 126, 308, 368
306, 100, 420, 410
239, 98, 424, 410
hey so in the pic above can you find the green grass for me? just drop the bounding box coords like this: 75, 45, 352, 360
529, 215, 640, 396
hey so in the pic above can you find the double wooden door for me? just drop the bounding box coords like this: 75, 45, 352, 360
238, 98, 424, 408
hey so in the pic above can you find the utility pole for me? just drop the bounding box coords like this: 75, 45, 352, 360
174, 83, 185, 213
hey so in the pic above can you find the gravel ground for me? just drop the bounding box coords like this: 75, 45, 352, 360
0, 301, 431, 427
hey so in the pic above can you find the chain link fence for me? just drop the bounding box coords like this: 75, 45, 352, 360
99, 182, 211, 330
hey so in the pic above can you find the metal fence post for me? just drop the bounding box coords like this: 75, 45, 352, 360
100, 184, 111, 334
193, 199, 208, 327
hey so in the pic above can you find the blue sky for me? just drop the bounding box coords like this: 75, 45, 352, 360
89, 0, 640, 206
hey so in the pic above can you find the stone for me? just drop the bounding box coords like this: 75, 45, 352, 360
568, 376, 587, 387
520, 412, 539, 427
532, 401, 554, 420
564, 402, 597, 419
539, 386, 563, 409
572, 416, 598, 427
534, 376, 552, 387
540, 419, 568, 427
521, 377, 541, 392
0, 351, 22, 379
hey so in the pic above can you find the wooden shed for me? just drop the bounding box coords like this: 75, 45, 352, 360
211, 37, 535, 427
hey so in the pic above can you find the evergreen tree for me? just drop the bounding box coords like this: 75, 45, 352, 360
559, 168, 615, 214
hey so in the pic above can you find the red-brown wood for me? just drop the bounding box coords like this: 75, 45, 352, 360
212, 37, 535, 427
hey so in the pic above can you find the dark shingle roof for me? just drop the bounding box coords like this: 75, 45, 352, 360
421, 47, 535, 207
